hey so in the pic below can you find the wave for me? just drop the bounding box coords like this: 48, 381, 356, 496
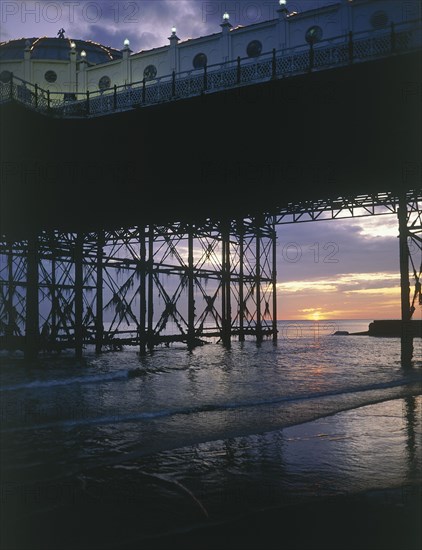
0, 371, 130, 392
2, 376, 421, 434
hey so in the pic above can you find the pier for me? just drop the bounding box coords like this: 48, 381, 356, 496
0, 2, 421, 362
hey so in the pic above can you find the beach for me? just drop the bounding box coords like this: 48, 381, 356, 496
1, 321, 421, 549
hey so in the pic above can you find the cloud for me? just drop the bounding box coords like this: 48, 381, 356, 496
344, 287, 400, 296
277, 271, 399, 295
0, 0, 222, 51
352, 216, 399, 238
2, 0, 334, 50
277, 280, 337, 294
277, 215, 400, 282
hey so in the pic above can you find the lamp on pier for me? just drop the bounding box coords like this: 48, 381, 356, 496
80, 49, 88, 89
69, 41, 77, 62
221, 11, 232, 30
278, 0, 288, 11
277, 0, 288, 19
169, 26, 179, 44
122, 38, 132, 54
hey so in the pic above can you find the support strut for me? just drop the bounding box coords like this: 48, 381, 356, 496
25, 235, 39, 361
398, 195, 413, 366
95, 231, 104, 354
74, 233, 84, 360
139, 226, 147, 355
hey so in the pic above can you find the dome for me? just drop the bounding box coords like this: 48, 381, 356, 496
0, 37, 123, 64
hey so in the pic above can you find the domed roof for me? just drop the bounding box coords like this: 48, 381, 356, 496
0, 37, 123, 64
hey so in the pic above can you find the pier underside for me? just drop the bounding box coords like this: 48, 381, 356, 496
0, 52, 420, 238
0, 51, 421, 359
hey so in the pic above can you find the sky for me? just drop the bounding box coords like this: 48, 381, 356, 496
1, 0, 417, 321
276, 214, 405, 321
1, 0, 336, 49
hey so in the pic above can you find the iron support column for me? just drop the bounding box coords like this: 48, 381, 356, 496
398, 195, 413, 365
239, 221, 245, 342
221, 222, 231, 346
25, 235, 39, 361
50, 235, 57, 345
188, 225, 196, 347
272, 219, 278, 342
256, 223, 262, 343
6, 242, 14, 342
74, 233, 84, 360
147, 225, 154, 351
221, 229, 226, 344
95, 231, 104, 354
139, 226, 147, 355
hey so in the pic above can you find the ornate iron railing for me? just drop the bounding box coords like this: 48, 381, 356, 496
0, 19, 421, 118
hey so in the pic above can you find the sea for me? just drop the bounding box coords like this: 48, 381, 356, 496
0, 319, 421, 549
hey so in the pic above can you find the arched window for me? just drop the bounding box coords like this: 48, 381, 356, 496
193, 53, 207, 69
247, 40, 262, 58
98, 75, 111, 90
143, 65, 157, 80
370, 11, 389, 30
44, 70, 57, 83
0, 70, 12, 83
305, 26, 323, 44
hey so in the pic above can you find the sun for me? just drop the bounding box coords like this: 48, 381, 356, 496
311, 311, 321, 321
299, 308, 328, 321
308, 309, 328, 321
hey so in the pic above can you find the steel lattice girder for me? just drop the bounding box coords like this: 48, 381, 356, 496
0, 218, 277, 352
275, 191, 421, 224
1, 192, 421, 354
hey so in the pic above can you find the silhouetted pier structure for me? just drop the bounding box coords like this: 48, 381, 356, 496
0, 17, 421, 362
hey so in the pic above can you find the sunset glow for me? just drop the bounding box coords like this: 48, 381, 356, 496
274, 210, 421, 321
277, 272, 403, 320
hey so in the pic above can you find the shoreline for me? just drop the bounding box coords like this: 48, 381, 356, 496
1, 392, 421, 550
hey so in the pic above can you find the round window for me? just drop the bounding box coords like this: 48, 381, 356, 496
45, 70, 57, 83
247, 40, 262, 58
98, 75, 111, 90
0, 70, 12, 83
193, 53, 207, 69
143, 64, 157, 81
370, 11, 389, 30
305, 25, 323, 44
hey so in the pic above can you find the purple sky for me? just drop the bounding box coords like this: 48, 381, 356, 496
1, 1, 334, 50
0, 0, 414, 319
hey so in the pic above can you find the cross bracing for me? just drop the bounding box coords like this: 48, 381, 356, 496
1, 190, 420, 358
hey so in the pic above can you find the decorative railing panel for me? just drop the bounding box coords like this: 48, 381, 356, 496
0, 20, 420, 118
314, 43, 349, 68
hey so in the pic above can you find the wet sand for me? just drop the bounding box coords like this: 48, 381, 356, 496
1, 392, 420, 550
127, 484, 421, 550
